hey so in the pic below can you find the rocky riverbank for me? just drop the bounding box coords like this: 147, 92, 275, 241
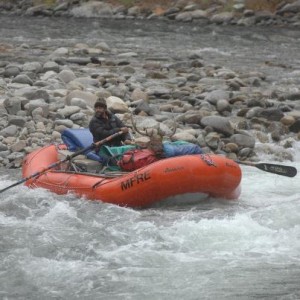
0, 8, 300, 169
1, 0, 300, 27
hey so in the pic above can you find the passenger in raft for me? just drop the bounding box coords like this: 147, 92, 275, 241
89, 100, 133, 147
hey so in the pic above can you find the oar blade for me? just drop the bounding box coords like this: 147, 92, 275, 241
255, 163, 297, 177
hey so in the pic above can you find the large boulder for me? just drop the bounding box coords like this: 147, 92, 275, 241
201, 116, 234, 136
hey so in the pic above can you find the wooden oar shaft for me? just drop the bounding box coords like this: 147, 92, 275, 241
0, 161, 63, 194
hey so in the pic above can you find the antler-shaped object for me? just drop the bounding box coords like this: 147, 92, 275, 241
131, 113, 177, 156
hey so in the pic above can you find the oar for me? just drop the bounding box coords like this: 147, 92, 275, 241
237, 160, 297, 177
0, 131, 123, 194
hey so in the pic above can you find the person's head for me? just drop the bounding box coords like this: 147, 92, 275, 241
94, 100, 107, 117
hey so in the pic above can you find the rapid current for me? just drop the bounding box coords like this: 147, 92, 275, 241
0, 15, 300, 299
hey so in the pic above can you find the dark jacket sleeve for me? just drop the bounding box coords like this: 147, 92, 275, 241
114, 115, 132, 141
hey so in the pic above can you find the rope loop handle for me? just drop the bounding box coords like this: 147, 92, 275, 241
200, 154, 216, 167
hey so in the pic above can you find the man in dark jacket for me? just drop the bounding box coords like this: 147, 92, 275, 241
89, 100, 132, 147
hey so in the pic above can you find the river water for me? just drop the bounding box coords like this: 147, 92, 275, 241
1, 15, 300, 299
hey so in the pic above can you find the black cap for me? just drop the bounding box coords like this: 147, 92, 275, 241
94, 100, 107, 109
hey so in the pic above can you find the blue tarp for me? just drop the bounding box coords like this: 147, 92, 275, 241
163, 142, 203, 157
61, 128, 103, 162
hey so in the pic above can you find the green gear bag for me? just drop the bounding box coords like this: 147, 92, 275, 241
98, 145, 137, 171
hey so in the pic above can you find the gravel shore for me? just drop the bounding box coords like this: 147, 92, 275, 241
1, 1, 300, 168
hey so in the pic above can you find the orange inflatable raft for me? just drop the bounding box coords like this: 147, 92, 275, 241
22, 144, 242, 208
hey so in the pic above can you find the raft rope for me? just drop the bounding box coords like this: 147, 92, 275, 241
200, 154, 216, 167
